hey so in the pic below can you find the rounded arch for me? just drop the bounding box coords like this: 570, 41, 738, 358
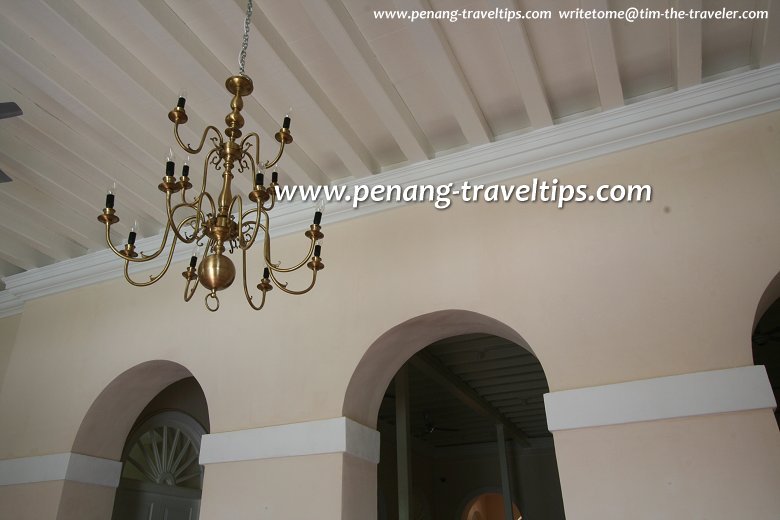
71, 360, 206, 461
343, 309, 535, 429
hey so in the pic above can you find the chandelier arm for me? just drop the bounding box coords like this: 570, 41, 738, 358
240, 247, 269, 311
263, 139, 286, 170
183, 238, 211, 302
166, 200, 204, 244
261, 183, 277, 212
104, 219, 172, 263
184, 276, 200, 302
267, 267, 318, 296
122, 217, 196, 287
173, 124, 223, 155
264, 232, 317, 273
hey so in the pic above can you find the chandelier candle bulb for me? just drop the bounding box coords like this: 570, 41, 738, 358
283, 107, 292, 129
271, 171, 278, 184
255, 172, 264, 186
105, 192, 114, 209
189, 255, 197, 268
313, 211, 322, 225
263, 267, 270, 279
182, 156, 190, 177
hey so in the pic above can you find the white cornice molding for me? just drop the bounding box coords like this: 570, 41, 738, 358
199, 417, 380, 465
2, 65, 780, 316
0, 452, 121, 488
544, 365, 777, 431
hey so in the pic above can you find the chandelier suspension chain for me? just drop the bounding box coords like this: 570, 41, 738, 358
239, 0, 254, 76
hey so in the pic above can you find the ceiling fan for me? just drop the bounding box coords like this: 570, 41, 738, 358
422, 413, 459, 436
0, 102, 21, 183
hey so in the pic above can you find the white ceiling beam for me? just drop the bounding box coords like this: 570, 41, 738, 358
0, 191, 98, 257
410, 352, 530, 445
673, 0, 703, 89
393, 0, 492, 145
227, 0, 377, 177
0, 202, 86, 262
0, 19, 177, 225
0, 258, 24, 280
581, 0, 624, 110
489, 0, 553, 128
138, 0, 330, 185
751, 0, 780, 68
0, 136, 136, 240
301, 0, 433, 163
0, 228, 55, 271
42, 0, 235, 198
0, 159, 106, 251
0, 81, 166, 228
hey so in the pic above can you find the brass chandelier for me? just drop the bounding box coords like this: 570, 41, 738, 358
98, 0, 324, 312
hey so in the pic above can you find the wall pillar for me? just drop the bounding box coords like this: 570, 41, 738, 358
0, 453, 121, 520
544, 366, 780, 519
198, 417, 380, 519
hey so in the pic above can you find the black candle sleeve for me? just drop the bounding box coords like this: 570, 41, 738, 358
314, 244, 321, 257
182, 164, 190, 177
283, 116, 291, 130
166, 160, 175, 177
189, 255, 197, 268
255, 172, 264, 186
177, 97, 186, 109
105, 193, 115, 209
313, 211, 322, 225
263, 267, 270, 279
128, 231, 136, 245
272, 171, 279, 184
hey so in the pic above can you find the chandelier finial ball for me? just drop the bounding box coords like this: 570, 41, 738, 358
198, 253, 236, 292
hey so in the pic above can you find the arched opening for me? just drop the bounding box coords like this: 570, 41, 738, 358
343, 311, 564, 520
58, 361, 208, 520
753, 273, 780, 426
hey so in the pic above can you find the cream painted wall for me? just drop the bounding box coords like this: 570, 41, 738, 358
0, 111, 779, 518
0, 313, 21, 391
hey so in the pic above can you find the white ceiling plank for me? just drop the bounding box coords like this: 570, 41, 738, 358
489, 0, 553, 129
393, 0, 492, 145
0, 137, 135, 239
136, 0, 329, 186
751, 0, 780, 68
227, 0, 377, 177
0, 228, 55, 271
0, 190, 100, 253
0, 201, 86, 262
581, 0, 624, 110
0, 81, 167, 226
674, 0, 703, 89
301, 0, 432, 163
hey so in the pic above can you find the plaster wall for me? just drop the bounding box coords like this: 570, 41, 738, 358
0, 112, 779, 518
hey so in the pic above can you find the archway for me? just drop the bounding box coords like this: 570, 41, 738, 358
753, 273, 780, 426
58, 360, 208, 520
343, 310, 564, 520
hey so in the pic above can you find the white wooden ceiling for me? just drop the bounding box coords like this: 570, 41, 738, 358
0, 0, 778, 283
